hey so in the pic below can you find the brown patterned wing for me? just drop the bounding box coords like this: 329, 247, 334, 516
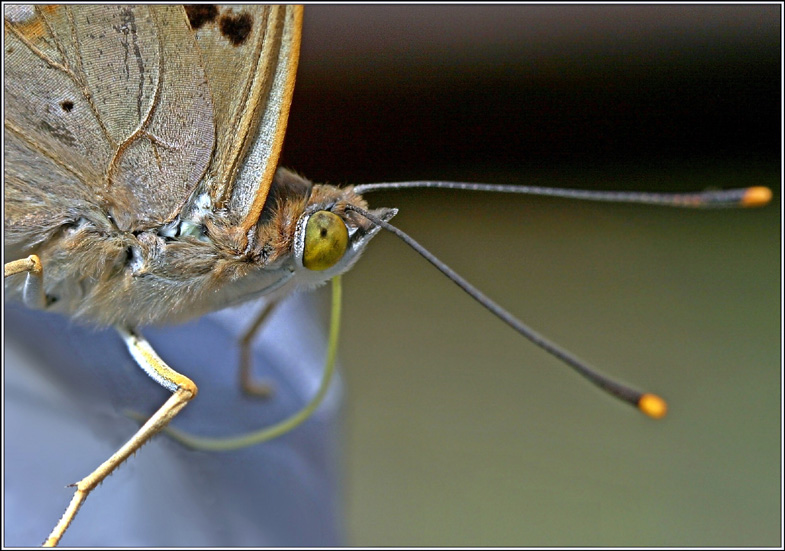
184, 5, 303, 241
4, 5, 215, 233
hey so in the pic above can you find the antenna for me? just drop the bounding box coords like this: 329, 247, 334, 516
354, 181, 772, 208
346, 184, 771, 418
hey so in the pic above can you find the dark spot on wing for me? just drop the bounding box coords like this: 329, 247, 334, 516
60, 100, 74, 112
219, 12, 252, 46
185, 5, 218, 29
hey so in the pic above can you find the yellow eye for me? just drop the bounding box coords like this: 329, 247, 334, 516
302, 210, 349, 271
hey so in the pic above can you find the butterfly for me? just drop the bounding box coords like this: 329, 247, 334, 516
4, 5, 359, 545
4, 4, 775, 547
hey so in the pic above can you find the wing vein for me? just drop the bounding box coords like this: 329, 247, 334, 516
105, 9, 166, 193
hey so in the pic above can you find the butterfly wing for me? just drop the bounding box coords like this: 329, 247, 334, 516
4, 4, 302, 242
185, 5, 303, 240
4, 5, 215, 233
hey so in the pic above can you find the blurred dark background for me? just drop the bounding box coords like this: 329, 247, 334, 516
279, 5, 781, 547
282, 4, 778, 186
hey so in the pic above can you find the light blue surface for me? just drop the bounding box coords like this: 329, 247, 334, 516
4, 292, 343, 546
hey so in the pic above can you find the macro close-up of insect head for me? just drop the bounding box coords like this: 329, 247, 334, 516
3, 4, 781, 547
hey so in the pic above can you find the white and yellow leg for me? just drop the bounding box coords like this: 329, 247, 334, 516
42, 327, 198, 547
4, 254, 46, 308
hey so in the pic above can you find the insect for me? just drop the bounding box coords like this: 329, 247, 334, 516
4, 4, 777, 547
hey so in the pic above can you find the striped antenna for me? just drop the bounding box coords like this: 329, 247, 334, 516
347, 183, 771, 418
354, 181, 772, 209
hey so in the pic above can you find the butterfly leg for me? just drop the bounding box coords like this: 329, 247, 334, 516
4, 254, 47, 308
43, 327, 198, 547
239, 299, 282, 398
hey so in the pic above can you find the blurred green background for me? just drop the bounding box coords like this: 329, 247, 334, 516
280, 5, 781, 547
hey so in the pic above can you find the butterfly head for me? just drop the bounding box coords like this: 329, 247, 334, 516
288, 178, 396, 289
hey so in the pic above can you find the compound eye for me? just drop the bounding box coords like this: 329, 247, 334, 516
302, 210, 349, 271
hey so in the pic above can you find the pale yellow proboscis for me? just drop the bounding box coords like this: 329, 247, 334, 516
129, 276, 343, 451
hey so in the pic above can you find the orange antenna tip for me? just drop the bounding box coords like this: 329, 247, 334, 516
638, 393, 668, 419
742, 186, 772, 207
